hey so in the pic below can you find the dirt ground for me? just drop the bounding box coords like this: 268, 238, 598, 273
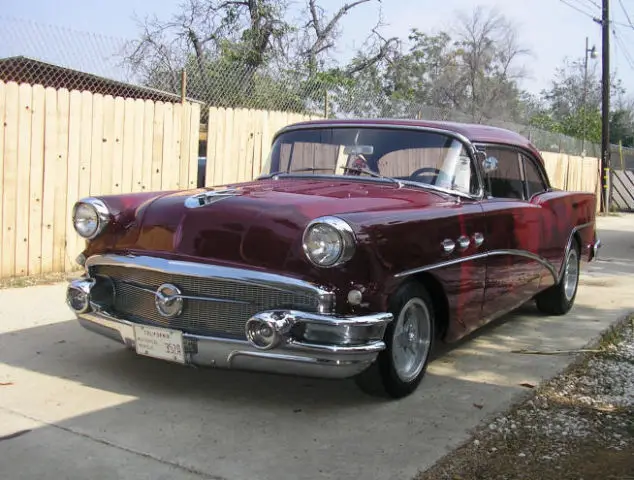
416, 315, 634, 480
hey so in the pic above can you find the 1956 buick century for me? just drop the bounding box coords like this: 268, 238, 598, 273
66, 119, 600, 398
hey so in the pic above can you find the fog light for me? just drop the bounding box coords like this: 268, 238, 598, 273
66, 284, 92, 313
245, 312, 294, 350
66, 278, 95, 314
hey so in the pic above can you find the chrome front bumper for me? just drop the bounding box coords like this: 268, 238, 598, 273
75, 308, 390, 379
67, 255, 393, 379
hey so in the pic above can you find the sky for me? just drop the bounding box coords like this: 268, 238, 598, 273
2, 0, 634, 97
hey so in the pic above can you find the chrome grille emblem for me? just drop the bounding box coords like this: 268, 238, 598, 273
154, 283, 183, 318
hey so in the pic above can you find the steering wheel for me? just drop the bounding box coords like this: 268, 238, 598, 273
410, 167, 442, 182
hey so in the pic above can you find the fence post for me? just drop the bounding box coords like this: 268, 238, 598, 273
619, 140, 624, 170
323, 90, 329, 118
181, 69, 187, 104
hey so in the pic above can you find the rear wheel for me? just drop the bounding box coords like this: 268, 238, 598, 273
535, 240, 580, 315
355, 282, 435, 399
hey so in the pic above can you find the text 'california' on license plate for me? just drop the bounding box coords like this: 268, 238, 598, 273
133, 324, 185, 364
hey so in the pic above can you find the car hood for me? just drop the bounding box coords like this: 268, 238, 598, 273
107, 178, 452, 272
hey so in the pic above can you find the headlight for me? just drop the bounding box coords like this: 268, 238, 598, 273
72, 198, 110, 239
302, 216, 356, 267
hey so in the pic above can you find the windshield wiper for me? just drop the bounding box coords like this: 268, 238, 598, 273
260, 167, 333, 179
340, 166, 402, 186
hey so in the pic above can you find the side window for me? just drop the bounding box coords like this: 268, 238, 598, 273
522, 154, 547, 198
483, 148, 524, 199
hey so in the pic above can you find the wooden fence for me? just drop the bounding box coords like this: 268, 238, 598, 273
204, 107, 322, 185
541, 151, 601, 200
0, 96, 605, 280
0, 80, 201, 279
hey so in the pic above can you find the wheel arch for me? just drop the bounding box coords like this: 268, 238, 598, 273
406, 271, 450, 341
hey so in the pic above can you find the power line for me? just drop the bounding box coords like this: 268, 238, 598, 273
576, 0, 602, 10
558, 0, 601, 20
581, 0, 601, 9
617, 0, 634, 28
613, 26, 634, 69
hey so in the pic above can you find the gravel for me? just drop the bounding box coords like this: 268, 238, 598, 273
416, 315, 634, 480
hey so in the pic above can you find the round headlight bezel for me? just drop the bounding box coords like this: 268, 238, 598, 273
72, 197, 110, 240
302, 216, 356, 268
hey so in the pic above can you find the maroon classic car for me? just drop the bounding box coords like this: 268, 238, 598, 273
67, 119, 600, 399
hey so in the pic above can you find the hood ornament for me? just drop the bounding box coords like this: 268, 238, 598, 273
184, 188, 241, 208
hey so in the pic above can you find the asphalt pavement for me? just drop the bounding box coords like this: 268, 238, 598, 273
1, 213, 633, 480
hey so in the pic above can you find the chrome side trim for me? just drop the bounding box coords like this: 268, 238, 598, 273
395, 222, 596, 283
85, 254, 335, 310
394, 252, 489, 279
394, 249, 557, 281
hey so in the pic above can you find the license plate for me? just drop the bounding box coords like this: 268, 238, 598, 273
133, 324, 185, 364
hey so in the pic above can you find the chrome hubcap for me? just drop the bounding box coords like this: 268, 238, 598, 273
563, 248, 579, 301
391, 298, 432, 383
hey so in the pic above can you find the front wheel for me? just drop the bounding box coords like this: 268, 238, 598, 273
535, 241, 580, 315
355, 282, 435, 399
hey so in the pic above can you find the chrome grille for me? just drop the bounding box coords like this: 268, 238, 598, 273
90, 265, 321, 339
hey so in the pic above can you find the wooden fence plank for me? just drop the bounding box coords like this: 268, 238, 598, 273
252, 109, 264, 179
131, 99, 145, 192
40, 87, 57, 274
188, 102, 201, 189
205, 107, 218, 187
1, 82, 19, 277
28, 84, 45, 275
179, 102, 191, 189
122, 97, 136, 193
222, 108, 235, 185
14, 83, 33, 276
209, 107, 224, 186
0, 82, 5, 275
141, 100, 154, 191
151, 101, 165, 191
171, 103, 183, 189
244, 109, 255, 181
161, 102, 174, 190
52, 88, 70, 273
78, 91, 93, 201
89, 94, 104, 196
100, 95, 115, 195
111, 97, 125, 194
65, 90, 82, 271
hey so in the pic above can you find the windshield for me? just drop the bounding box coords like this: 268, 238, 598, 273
262, 126, 480, 196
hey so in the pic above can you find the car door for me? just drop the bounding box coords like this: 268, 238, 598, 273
475, 144, 547, 323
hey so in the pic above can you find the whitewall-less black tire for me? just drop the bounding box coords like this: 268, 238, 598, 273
355, 281, 435, 399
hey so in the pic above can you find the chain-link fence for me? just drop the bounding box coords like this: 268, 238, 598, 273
1, 15, 632, 161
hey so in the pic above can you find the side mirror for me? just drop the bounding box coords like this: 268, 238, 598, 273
482, 156, 499, 174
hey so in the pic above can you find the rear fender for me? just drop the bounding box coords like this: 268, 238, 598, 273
531, 190, 598, 275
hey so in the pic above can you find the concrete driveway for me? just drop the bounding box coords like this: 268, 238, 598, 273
1, 214, 633, 480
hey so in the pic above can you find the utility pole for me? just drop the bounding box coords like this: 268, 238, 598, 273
600, 0, 611, 213
582, 37, 597, 155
